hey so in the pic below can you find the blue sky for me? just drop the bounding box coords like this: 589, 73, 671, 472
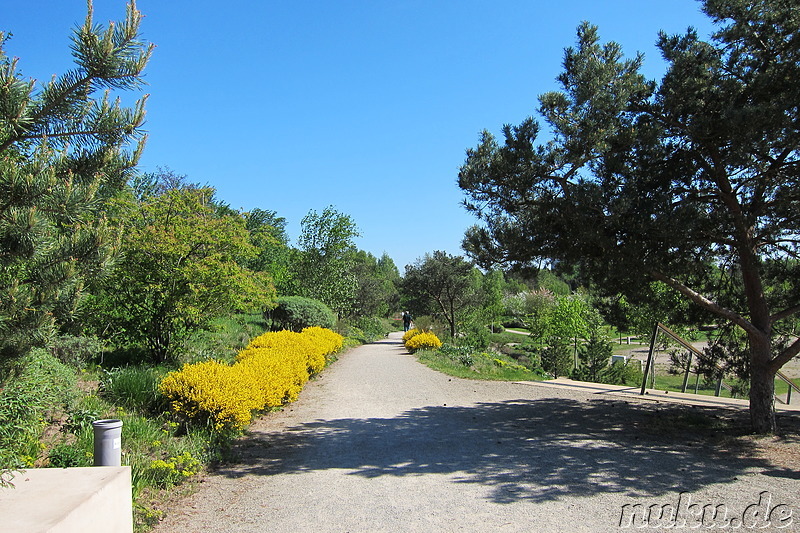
3, 1, 715, 270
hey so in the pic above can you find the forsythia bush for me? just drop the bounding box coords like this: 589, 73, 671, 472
159, 328, 343, 431
402, 328, 423, 343
404, 331, 442, 353
301, 326, 344, 359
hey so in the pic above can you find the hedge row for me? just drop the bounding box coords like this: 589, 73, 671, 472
159, 327, 343, 431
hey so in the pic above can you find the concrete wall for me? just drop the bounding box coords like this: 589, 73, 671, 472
0, 466, 133, 533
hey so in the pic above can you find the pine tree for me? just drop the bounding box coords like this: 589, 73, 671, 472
0, 1, 152, 367
459, 0, 800, 433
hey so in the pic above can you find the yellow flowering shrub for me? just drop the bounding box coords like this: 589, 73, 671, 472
404, 332, 442, 353
402, 328, 423, 343
160, 327, 343, 431
159, 360, 263, 430
302, 326, 343, 370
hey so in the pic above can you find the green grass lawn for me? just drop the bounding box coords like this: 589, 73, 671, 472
644, 371, 799, 403
416, 347, 546, 382
647, 373, 739, 398
775, 377, 800, 403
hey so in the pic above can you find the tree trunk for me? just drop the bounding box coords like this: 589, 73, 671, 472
749, 337, 776, 434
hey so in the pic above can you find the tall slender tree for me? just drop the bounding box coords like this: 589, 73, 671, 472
292, 206, 360, 317
0, 1, 152, 367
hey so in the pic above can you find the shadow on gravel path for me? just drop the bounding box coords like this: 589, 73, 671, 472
220, 397, 775, 505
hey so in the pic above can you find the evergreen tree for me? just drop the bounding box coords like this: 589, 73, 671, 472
459, 1, 800, 433
0, 2, 152, 367
573, 333, 613, 383
243, 207, 292, 293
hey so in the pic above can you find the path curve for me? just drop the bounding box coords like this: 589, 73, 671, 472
154, 332, 799, 533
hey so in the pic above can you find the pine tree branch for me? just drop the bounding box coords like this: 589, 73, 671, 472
647, 269, 761, 338
771, 304, 800, 323
770, 337, 800, 374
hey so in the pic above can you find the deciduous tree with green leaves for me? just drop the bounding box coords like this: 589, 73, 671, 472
348, 250, 401, 319
402, 251, 478, 338
291, 206, 360, 317
87, 186, 275, 362
458, 0, 799, 433
0, 1, 152, 368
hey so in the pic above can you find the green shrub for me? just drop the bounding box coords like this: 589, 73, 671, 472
0, 349, 76, 470
353, 316, 386, 340
48, 442, 90, 468
540, 342, 572, 378
267, 296, 336, 332
338, 317, 389, 343
601, 358, 644, 386
457, 318, 491, 350
439, 344, 475, 367
63, 406, 100, 434
48, 335, 105, 368
101, 366, 168, 414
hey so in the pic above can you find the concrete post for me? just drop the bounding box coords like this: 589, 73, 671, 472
93, 419, 123, 466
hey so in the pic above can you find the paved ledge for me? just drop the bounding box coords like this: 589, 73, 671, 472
0, 466, 133, 533
514, 377, 800, 413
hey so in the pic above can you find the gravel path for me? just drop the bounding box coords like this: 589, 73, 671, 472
154, 332, 800, 532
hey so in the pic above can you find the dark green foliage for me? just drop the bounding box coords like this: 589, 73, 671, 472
457, 315, 492, 350
602, 358, 644, 387
540, 342, 572, 378
243, 208, 292, 292
402, 251, 478, 338
347, 316, 388, 342
268, 296, 336, 332
48, 442, 89, 468
0, 3, 152, 366
48, 335, 105, 369
571, 334, 613, 383
335, 316, 389, 344
63, 407, 100, 435
458, 1, 800, 433
0, 349, 76, 470
85, 184, 276, 363
348, 251, 401, 319
439, 344, 476, 367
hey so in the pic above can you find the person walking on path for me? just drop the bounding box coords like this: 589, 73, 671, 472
402, 311, 412, 332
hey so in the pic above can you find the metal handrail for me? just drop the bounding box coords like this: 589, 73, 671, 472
639, 323, 797, 405
644, 323, 733, 394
